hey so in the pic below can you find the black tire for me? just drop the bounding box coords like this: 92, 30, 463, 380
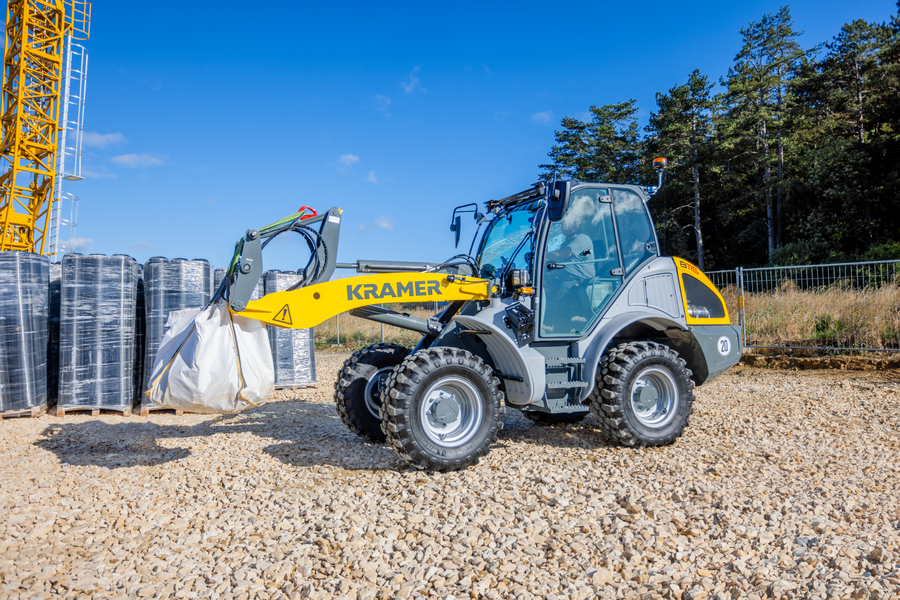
334, 343, 410, 442
523, 410, 588, 425
588, 341, 694, 447
381, 347, 502, 471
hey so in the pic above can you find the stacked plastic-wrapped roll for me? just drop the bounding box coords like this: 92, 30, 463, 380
264, 270, 316, 388
0, 252, 49, 412
58, 254, 139, 411
142, 258, 212, 389
214, 268, 264, 301
47, 262, 61, 402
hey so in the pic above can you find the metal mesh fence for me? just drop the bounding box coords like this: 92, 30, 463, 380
705, 269, 742, 329
315, 301, 448, 346
740, 261, 900, 351
708, 261, 900, 352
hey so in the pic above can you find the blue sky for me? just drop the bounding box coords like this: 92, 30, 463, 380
67, 0, 897, 272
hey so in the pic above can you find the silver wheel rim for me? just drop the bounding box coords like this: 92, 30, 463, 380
364, 367, 394, 419
419, 376, 483, 448
629, 366, 678, 428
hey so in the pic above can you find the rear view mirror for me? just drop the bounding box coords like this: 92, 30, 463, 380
547, 181, 571, 222
451, 215, 461, 247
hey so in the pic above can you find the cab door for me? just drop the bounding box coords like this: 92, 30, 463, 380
538, 188, 623, 337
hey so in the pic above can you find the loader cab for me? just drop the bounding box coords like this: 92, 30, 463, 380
472, 183, 659, 340
535, 184, 658, 339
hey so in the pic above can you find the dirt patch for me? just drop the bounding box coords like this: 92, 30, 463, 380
741, 352, 900, 371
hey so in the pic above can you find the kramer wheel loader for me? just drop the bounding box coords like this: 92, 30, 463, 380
220, 181, 741, 471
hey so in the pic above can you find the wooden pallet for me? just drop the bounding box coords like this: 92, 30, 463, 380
139, 404, 184, 417
0, 403, 47, 419
55, 406, 132, 417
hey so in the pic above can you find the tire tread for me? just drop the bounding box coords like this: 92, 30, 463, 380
381, 347, 502, 471
588, 341, 694, 447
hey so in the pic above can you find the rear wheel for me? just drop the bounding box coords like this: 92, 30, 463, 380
334, 343, 409, 442
523, 410, 588, 425
588, 341, 694, 446
381, 347, 502, 471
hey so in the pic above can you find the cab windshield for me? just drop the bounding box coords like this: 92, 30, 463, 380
475, 205, 536, 280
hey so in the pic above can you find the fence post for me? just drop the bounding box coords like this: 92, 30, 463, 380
737, 267, 746, 350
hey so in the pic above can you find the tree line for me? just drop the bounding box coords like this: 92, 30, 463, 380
539, 4, 900, 270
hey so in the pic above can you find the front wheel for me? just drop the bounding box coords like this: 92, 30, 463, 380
588, 341, 694, 447
381, 348, 502, 471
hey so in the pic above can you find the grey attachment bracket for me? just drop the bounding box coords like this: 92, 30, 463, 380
230, 232, 263, 313
301, 207, 342, 285
503, 302, 534, 347
610, 267, 624, 276
427, 316, 444, 334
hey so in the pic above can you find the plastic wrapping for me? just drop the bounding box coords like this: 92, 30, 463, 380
142, 257, 212, 389
214, 268, 264, 301
57, 254, 139, 410
264, 270, 316, 388
133, 267, 145, 401
0, 252, 49, 411
145, 305, 274, 413
47, 262, 61, 402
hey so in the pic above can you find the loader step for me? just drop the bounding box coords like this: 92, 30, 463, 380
546, 357, 586, 366
545, 380, 590, 389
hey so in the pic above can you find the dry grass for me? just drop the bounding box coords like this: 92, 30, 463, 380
314, 308, 434, 347
720, 282, 900, 350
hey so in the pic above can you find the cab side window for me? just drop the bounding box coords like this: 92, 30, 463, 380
612, 188, 657, 276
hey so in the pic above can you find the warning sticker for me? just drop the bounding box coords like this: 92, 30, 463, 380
273, 304, 293, 325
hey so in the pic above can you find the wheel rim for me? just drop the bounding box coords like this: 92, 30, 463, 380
419, 376, 483, 448
363, 367, 394, 419
629, 366, 678, 428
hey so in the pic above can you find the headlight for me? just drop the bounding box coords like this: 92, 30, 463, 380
687, 303, 711, 319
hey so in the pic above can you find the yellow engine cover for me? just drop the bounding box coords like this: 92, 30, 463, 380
673, 257, 732, 326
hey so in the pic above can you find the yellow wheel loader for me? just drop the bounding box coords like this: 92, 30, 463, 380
219, 182, 741, 472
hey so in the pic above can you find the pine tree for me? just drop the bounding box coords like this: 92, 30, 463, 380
541, 101, 642, 184
719, 6, 807, 259
646, 71, 713, 269
821, 20, 890, 143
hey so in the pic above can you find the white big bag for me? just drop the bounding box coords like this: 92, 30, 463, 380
145, 304, 275, 413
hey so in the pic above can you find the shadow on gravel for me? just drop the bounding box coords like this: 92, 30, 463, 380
34, 401, 619, 472
33, 400, 401, 472
499, 412, 617, 451
34, 421, 192, 468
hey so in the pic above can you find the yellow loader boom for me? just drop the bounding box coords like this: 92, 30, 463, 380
217, 206, 490, 332
237, 272, 491, 329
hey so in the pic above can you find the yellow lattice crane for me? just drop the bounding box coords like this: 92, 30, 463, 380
0, 0, 90, 254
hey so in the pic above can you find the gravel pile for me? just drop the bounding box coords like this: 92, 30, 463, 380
0, 352, 898, 600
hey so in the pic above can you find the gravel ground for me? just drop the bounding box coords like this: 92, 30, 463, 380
0, 352, 898, 600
